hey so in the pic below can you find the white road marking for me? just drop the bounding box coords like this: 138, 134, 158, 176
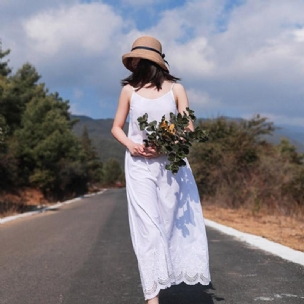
281, 293, 300, 298
204, 219, 304, 267
254, 294, 304, 301
0, 190, 106, 224
274, 294, 282, 298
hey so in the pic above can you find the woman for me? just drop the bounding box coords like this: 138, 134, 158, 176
112, 36, 210, 304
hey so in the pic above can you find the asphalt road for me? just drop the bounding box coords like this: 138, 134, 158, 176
0, 189, 303, 304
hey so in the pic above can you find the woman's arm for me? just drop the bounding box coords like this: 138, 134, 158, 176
111, 85, 131, 147
173, 83, 194, 131
111, 85, 158, 157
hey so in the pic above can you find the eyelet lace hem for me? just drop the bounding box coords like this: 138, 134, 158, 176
143, 271, 211, 300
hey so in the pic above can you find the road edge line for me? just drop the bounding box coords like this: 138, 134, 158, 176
0, 189, 107, 225
204, 218, 304, 267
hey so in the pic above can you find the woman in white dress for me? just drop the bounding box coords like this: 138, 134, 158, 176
111, 36, 210, 304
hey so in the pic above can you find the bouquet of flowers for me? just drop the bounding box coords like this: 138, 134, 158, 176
137, 107, 208, 173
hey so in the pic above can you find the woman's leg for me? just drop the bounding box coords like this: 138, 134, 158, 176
146, 294, 159, 304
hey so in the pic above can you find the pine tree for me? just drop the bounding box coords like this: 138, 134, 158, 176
80, 125, 103, 184
0, 43, 17, 187
0, 41, 11, 77
15, 91, 87, 198
0, 42, 11, 140
103, 158, 122, 186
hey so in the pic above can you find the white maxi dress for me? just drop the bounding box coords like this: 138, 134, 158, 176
125, 85, 211, 300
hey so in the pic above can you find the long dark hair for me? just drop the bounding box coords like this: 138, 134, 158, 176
121, 59, 180, 91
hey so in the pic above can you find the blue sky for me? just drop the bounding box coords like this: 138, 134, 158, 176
1, 0, 304, 127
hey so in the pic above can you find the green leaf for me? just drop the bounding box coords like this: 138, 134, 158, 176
177, 159, 186, 167
168, 152, 176, 161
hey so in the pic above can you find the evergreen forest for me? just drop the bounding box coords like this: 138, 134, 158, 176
0, 43, 122, 215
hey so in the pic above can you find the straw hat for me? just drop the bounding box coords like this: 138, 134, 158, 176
122, 36, 169, 72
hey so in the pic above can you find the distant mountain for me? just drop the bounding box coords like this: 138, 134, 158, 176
265, 124, 304, 153
72, 115, 127, 167
72, 115, 119, 140
71, 115, 304, 167
208, 116, 304, 153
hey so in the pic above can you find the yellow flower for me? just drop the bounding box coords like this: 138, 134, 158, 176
159, 119, 168, 129
169, 124, 175, 134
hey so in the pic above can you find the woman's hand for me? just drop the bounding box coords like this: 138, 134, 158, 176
142, 146, 160, 158
127, 142, 146, 157
127, 141, 160, 158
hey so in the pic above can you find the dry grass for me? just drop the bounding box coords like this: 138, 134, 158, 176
0, 187, 104, 217
0, 188, 47, 217
203, 203, 304, 252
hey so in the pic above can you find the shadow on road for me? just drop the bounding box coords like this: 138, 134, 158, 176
159, 282, 225, 304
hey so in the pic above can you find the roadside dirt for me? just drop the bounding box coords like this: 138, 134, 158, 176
203, 204, 304, 252
0, 188, 47, 216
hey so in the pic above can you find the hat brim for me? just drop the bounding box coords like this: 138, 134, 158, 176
122, 50, 168, 72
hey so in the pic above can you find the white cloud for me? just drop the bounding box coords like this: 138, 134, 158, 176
168, 37, 216, 77
73, 88, 84, 100
69, 102, 91, 116
212, 1, 304, 74
294, 28, 304, 42
24, 3, 123, 57
143, 0, 304, 123
121, 0, 161, 6
187, 88, 220, 109
9, 1, 132, 93
186, 88, 222, 117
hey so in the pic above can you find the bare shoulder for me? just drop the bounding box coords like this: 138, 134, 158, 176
173, 82, 185, 91
121, 84, 133, 95
172, 82, 188, 99
119, 84, 133, 102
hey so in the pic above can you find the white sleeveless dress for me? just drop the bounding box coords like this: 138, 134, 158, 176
125, 85, 211, 300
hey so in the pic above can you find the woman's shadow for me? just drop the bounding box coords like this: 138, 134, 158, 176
159, 282, 225, 304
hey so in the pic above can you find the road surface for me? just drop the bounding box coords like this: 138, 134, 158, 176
0, 189, 303, 304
